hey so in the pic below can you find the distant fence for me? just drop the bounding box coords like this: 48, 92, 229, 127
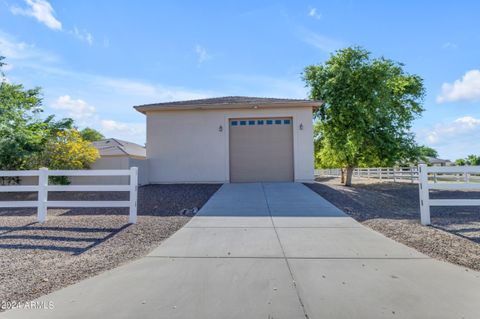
418, 164, 480, 225
315, 167, 419, 183
315, 166, 480, 184
0, 167, 138, 224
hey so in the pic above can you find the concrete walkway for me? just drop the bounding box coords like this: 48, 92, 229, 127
3, 183, 480, 318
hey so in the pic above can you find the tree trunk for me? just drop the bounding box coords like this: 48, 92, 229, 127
344, 166, 354, 186
340, 168, 345, 184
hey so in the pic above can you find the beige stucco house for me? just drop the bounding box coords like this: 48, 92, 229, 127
72, 138, 149, 185
134, 96, 319, 183
419, 156, 453, 167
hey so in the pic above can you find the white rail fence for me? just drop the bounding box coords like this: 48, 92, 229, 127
315, 167, 419, 182
0, 167, 138, 224
316, 166, 480, 184
418, 164, 480, 225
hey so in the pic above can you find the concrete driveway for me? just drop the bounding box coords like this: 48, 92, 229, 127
3, 183, 480, 318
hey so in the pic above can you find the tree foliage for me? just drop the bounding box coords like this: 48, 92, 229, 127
32, 129, 99, 170
455, 155, 480, 166
417, 145, 438, 159
0, 56, 98, 184
80, 127, 104, 142
31, 129, 99, 184
304, 46, 425, 185
0, 81, 44, 171
0, 57, 73, 170
466, 155, 480, 166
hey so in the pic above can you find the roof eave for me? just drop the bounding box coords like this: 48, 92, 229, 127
134, 101, 323, 114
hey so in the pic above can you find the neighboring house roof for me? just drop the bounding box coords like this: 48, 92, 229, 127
92, 138, 146, 158
419, 156, 452, 165
134, 96, 323, 113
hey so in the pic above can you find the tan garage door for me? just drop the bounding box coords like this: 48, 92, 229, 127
229, 117, 294, 183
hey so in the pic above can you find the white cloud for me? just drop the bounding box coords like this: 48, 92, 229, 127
0, 31, 59, 68
2, 63, 13, 71
100, 78, 158, 96
11, 0, 62, 30
2, 49, 214, 105
50, 95, 146, 143
415, 116, 480, 159
423, 116, 480, 144
10, 1, 93, 46
437, 70, 480, 103
308, 8, 322, 19
99, 77, 211, 101
71, 27, 93, 46
51, 95, 97, 123
219, 74, 307, 99
0, 34, 28, 59
442, 42, 457, 50
298, 27, 344, 53
103, 37, 110, 48
195, 45, 211, 64
100, 120, 146, 143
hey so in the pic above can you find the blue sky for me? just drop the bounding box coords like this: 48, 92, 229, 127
1, 0, 480, 160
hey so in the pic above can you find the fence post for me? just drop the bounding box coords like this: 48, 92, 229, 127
129, 167, 138, 224
393, 168, 397, 183
37, 167, 48, 223
410, 168, 414, 183
418, 164, 431, 225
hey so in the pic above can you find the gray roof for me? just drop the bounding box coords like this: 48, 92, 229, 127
92, 138, 146, 158
428, 157, 451, 164
134, 96, 322, 113
419, 156, 452, 164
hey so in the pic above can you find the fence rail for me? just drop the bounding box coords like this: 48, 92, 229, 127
315, 166, 480, 184
315, 167, 419, 182
418, 164, 480, 225
0, 167, 138, 224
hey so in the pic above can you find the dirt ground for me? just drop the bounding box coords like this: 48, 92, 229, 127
306, 177, 480, 271
0, 184, 221, 308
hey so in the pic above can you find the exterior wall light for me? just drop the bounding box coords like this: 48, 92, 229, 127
299, 123, 304, 130
218, 125, 223, 132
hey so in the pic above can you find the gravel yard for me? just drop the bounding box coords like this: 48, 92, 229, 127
0, 184, 221, 308
306, 177, 480, 271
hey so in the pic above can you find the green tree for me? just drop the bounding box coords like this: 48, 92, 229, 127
312, 120, 323, 168
0, 56, 46, 180
0, 56, 73, 184
80, 127, 104, 142
454, 155, 480, 166
417, 145, 438, 159
0, 82, 43, 171
304, 46, 425, 185
466, 154, 480, 166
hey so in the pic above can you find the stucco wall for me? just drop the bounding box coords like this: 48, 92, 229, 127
129, 157, 149, 185
146, 107, 314, 183
70, 157, 130, 185
70, 157, 149, 185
